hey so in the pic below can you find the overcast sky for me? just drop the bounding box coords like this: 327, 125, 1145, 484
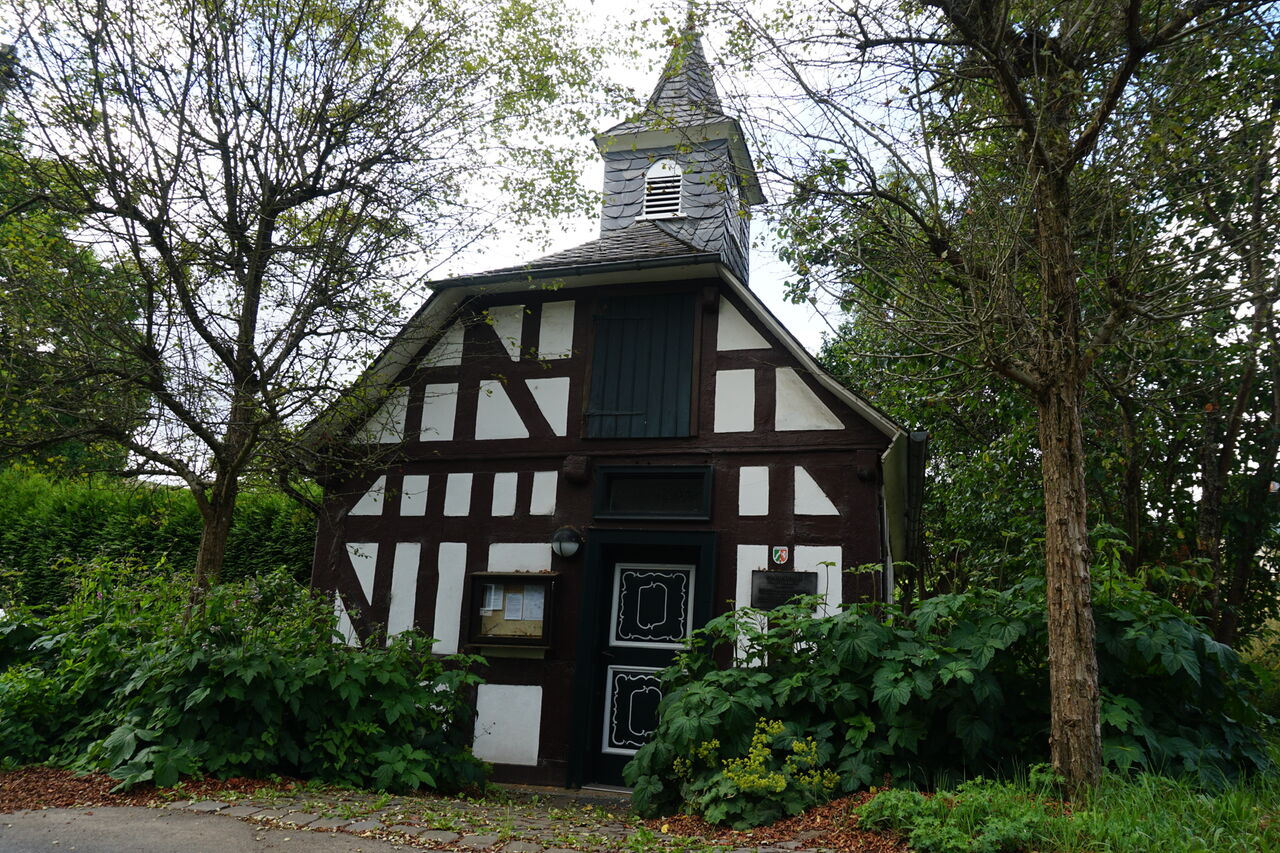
440, 0, 835, 354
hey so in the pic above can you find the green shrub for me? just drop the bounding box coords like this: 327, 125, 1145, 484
625, 580, 1270, 824
0, 564, 486, 792
0, 467, 315, 611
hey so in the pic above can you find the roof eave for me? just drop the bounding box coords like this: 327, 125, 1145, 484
429, 250, 723, 290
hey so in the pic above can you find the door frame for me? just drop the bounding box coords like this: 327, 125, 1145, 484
567, 528, 717, 788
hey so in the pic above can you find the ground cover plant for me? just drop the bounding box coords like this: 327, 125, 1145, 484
0, 468, 314, 611
0, 563, 485, 792
857, 757, 1280, 853
626, 579, 1271, 828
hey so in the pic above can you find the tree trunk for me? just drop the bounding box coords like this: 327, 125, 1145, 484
1038, 376, 1102, 793
194, 481, 239, 590
1034, 170, 1101, 795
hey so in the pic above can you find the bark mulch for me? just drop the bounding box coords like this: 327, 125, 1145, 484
0, 766, 296, 812
650, 793, 909, 853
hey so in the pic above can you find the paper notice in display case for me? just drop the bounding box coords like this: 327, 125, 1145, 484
481, 583, 503, 612
504, 589, 524, 620
523, 584, 546, 620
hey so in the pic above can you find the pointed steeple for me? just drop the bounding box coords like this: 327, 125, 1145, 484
606, 27, 726, 135
593, 21, 765, 283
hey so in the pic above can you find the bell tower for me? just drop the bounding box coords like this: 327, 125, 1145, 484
594, 23, 764, 283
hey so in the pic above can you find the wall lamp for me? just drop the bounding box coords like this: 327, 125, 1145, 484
550, 526, 584, 559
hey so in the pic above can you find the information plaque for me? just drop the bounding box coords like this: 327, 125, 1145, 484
750, 570, 818, 610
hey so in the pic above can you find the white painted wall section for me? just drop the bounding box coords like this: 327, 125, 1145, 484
444, 473, 473, 516
795, 545, 843, 617
400, 475, 430, 516
794, 467, 840, 515
739, 466, 769, 516
426, 322, 465, 367
349, 476, 386, 516
715, 369, 755, 433
386, 543, 420, 640
357, 387, 407, 444
334, 593, 360, 647
345, 542, 378, 603
433, 542, 467, 654
420, 383, 459, 442
473, 684, 542, 766
717, 296, 770, 350
487, 304, 525, 361
488, 542, 553, 573
526, 377, 570, 436
775, 368, 843, 431
538, 301, 575, 359
491, 472, 518, 516
530, 471, 557, 515
734, 545, 769, 664
476, 380, 529, 440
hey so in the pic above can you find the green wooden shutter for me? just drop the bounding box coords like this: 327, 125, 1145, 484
586, 292, 694, 438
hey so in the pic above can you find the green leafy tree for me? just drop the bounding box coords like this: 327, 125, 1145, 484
706, 0, 1275, 791
2, 0, 601, 589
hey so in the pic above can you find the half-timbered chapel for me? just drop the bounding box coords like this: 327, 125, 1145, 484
311, 29, 925, 789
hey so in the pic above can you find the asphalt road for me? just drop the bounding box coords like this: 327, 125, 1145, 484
0, 808, 412, 853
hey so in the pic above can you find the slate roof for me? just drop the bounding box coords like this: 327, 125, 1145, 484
603, 31, 728, 136
482, 221, 709, 275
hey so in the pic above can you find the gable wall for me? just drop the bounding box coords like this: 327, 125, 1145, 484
313, 276, 892, 784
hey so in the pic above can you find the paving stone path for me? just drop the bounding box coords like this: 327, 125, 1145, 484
157, 788, 828, 853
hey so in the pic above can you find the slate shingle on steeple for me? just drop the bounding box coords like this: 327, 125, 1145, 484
604, 30, 726, 135
594, 23, 764, 284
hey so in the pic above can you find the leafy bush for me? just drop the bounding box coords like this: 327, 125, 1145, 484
0, 564, 486, 792
625, 580, 1270, 824
667, 718, 839, 827
0, 467, 315, 611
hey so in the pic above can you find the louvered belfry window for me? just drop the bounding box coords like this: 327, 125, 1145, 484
640, 159, 682, 219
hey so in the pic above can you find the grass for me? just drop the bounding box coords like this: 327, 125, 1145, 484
858, 748, 1280, 853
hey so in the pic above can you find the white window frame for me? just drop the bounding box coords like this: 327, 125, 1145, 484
638, 159, 683, 219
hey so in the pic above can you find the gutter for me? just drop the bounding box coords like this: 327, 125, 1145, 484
429, 252, 724, 290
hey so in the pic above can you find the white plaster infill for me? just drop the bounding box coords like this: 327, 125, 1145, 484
345, 542, 378, 603
476, 379, 529, 440
356, 387, 407, 444
420, 383, 459, 442
488, 542, 552, 573
486, 304, 525, 361
349, 476, 386, 517
473, 684, 542, 766
733, 544, 769, 664
433, 542, 467, 655
530, 471, 557, 515
794, 467, 840, 516
775, 368, 843, 431
491, 472, 518, 516
386, 543, 421, 640
399, 474, 429, 516
425, 321, 464, 367
526, 377, 570, 436
537, 301, 575, 359
716, 296, 769, 350
444, 473, 473, 517
334, 592, 359, 647
738, 466, 769, 516
795, 545, 843, 617
714, 368, 755, 433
